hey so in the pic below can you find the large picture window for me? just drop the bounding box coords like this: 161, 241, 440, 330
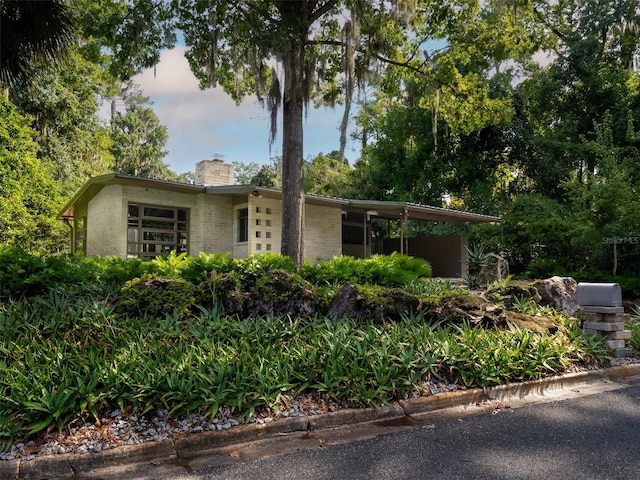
127, 204, 189, 258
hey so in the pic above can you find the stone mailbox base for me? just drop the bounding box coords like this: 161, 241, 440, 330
577, 306, 634, 357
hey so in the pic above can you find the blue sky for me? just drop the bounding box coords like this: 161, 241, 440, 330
134, 48, 360, 175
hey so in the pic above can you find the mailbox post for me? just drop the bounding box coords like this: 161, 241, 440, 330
576, 283, 633, 358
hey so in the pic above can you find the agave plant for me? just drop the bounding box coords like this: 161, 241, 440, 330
465, 243, 490, 277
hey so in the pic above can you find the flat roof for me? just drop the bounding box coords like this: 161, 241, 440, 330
59, 175, 501, 224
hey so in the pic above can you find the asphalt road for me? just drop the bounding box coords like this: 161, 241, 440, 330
167, 384, 640, 480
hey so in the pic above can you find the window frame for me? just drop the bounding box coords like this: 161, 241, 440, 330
237, 207, 249, 243
127, 203, 189, 258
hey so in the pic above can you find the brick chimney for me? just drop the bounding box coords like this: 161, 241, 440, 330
195, 159, 234, 186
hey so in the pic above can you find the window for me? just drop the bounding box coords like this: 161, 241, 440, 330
75, 217, 87, 254
127, 204, 188, 258
237, 208, 249, 243
342, 224, 365, 245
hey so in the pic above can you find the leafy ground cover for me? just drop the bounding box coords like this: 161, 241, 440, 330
0, 249, 616, 452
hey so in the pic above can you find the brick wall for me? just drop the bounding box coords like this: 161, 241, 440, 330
86, 184, 126, 257
86, 184, 343, 262
195, 159, 234, 186
305, 204, 342, 261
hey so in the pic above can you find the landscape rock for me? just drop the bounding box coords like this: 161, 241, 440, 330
326, 283, 420, 323
485, 283, 542, 307
479, 253, 510, 285
423, 294, 558, 333
244, 270, 321, 319
534, 276, 578, 315
198, 272, 244, 315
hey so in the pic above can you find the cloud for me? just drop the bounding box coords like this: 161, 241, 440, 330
133, 47, 358, 173
135, 47, 200, 95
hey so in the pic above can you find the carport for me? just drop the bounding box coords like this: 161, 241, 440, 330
338, 200, 501, 277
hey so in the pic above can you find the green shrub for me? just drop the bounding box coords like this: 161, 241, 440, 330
0, 247, 103, 299
233, 253, 297, 288
627, 307, 640, 351
301, 253, 431, 287
525, 258, 567, 279
301, 255, 364, 285
178, 252, 236, 284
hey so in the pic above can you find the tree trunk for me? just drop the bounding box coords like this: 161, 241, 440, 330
280, 42, 305, 268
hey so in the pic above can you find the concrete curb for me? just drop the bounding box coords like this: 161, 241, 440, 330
3, 364, 640, 480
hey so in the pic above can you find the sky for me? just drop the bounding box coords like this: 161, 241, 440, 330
133, 47, 360, 175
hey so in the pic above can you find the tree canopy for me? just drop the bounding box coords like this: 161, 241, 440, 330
2, 0, 640, 284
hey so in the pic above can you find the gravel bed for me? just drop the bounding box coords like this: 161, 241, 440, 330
2, 357, 639, 462
0, 379, 461, 462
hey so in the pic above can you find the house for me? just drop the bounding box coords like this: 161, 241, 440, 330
59, 159, 500, 277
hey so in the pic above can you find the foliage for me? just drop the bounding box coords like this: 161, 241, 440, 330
111, 86, 173, 180
8, 50, 115, 191
233, 253, 298, 289
0, 249, 431, 300
0, 99, 67, 252
304, 151, 353, 196
405, 278, 468, 299
0, 0, 75, 87
300, 253, 431, 287
114, 274, 197, 318
0, 247, 150, 300
465, 243, 490, 277
628, 308, 640, 351
495, 194, 579, 274
0, 288, 611, 449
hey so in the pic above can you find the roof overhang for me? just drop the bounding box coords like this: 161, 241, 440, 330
58, 174, 206, 219
342, 200, 501, 224
59, 175, 500, 225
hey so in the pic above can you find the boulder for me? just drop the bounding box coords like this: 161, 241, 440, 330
424, 294, 559, 333
534, 276, 578, 315
484, 283, 542, 308
326, 283, 364, 322
198, 272, 244, 315
326, 283, 421, 323
244, 270, 321, 319
478, 253, 509, 285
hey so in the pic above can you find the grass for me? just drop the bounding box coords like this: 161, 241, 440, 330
0, 282, 611, 452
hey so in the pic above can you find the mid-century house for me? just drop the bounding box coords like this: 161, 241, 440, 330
58, 159, 500, 277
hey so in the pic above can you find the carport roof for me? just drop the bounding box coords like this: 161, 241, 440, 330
340, 199, 501, 224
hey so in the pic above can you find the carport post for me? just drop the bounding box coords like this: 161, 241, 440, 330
363, 213, 367, 258
400, 208, 407, 255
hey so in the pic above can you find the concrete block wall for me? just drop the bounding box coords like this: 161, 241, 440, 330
86, 184, 126, 257
305, 204, 342, 261
195, 195, 233, 255
248, 197, 281, 256
87, 184, 235, 258
86, 182, 343, 263
578, 306, 634, 358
